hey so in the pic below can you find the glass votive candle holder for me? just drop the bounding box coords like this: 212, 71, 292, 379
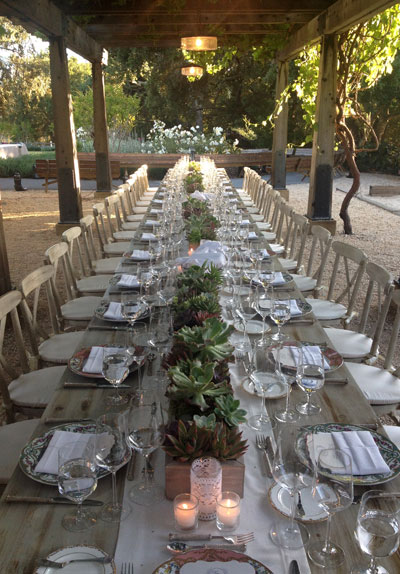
216, 491, 241, 531
173, 493, 199, 531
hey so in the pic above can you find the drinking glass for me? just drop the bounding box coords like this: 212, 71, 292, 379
308, 448, 353, 568
270, 294, 291, 342
121, 292, 149, 329
235, 291, 257, 340
295, 345, 325, 415
102, 351, 130, 405
247, 343, 281, 431
274, 344, 299, 423
58, 441, 97, 532
95, 412, 131, 522
127, 345, 149, 400
126, 393, 165, 506
252, 285, 272, 344
352, 490, 400, 574
270, 425, 312, 549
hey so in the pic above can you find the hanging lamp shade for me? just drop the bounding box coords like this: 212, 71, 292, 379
181, 36, 217, 51
181, 63, 203, 77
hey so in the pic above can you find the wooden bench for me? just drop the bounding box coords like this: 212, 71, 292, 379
35, 158, 121, 192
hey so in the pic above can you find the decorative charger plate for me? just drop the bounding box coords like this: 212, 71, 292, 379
245, 272, 294, 288
268, 483, 328, 523
94, 302, 150, 322
19, 423, 109, 486
152, 548, 273, 574
296, 423, 400, 485
276, 341, 343, 373
34, 545, 115, 574
242, 377, 286, 400
68, 345, 138, 379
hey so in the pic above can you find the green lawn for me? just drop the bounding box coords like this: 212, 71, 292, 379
0, 150, 56, 178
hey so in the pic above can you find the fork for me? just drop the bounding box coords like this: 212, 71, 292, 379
121, 563, 134, 574
169, 532, 254, 544
256, 434, 273, 478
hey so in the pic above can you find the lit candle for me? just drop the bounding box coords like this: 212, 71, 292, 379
188, 247, 194, 257
216, 491, 240, 531
174, 493, 199, 530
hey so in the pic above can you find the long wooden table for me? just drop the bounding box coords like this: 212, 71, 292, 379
0, 178, 399, 573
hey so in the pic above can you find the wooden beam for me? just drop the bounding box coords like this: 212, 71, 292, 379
0, 192, 12, 295
278, 0, 398, 60
271, 61, 289, 191
92, 62, 112, 196
0, 0, 103, 62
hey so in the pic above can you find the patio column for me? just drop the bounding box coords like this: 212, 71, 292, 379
271, 60, 289, 199
307, 34, 337, 234
49, 36, 83, 234
92, 60, 113, 198
0, 192, 11, 295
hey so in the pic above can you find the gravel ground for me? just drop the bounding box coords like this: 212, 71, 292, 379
0, 173, 399, 423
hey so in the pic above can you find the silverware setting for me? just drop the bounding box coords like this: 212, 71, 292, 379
63, 381, 131, 389
36, 557, 113, 569
256, 434, 273, 479
44, 417, 94, 424
5, 495, 103, 506
167, 542, 247, 555
168, 532, 254, 544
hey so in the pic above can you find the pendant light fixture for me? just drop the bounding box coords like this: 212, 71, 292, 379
181, 36, 217, 51
181, 63, 204, 77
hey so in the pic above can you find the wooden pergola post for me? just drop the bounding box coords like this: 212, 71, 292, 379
92, 60, 113, 198
271, 60, 289, 198
307, 34, 337, 234
0, 192, 11, 295
49, 36, 83, 233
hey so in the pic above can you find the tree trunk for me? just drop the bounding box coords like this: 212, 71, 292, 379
337, 121, 360, 234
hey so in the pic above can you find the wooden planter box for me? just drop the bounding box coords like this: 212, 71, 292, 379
165, 455, 245, 500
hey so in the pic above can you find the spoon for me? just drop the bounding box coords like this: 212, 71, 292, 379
167, 541, 247, 555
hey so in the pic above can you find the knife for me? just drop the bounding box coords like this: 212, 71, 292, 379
44, 417, 94, 425
64, 382, 130, 389
289, 560, 300, 574
5, 495, 103, 506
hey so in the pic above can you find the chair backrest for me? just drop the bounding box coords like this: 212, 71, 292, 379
80, 214, 101, 272
0, 290, 38, 421
92, 202, 111, 254
282, 212, 309, 270
387, 290, 400, 374
104, 193, 123, 235
304, 225, 333, 295
61, 226, 88, 278
44, 242, 80, 303
326, 241, 368, 320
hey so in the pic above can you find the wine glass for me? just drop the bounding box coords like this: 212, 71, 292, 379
308, 448, 354, 568
95, 412, 131, 523
270, 425, 312, 549
58, 440, 97, 532
102, 351, 130, 405
295, 345, 325, 415
127, 345, 149, 400
235, 291, 257, 340
121, 291, 149, 329
247, 343, 281, 431
251, 285, 272, 345
126, 393, 165, 506
274, 343, 299, 423
270, 294, 291, 342
352, 490, 400, 574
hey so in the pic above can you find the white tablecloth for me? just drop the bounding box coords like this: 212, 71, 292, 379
114, 363, 311, 573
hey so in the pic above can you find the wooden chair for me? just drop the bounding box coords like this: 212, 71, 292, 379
45, 242, 102, 322
80, 215, 122, 275
324, 261, 394, 361
291, 225, 333, 295
345, 289, 400, 407
92, 202, 131, 256
0, 290, 66, 422
104, 194, 138, 242
305, 241, 368, 325
20, 265, 85, 364
278, 212, 309, 272
115, 189, 142, 231
61, 227, 111, 294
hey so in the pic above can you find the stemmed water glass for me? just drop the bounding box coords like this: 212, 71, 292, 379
58, 441, 97, 532
126, 392, 165, 506
251, 285, 272, 345
235, 291, 257, 341
247, 343, 281, 431
95, 412, 131, 523
270, 292, 291, 342
102, 351, 130, 405
270, 425, 312, 549
295, 345, 325, 415
352, 490, 400, 574
308, 448, 353, 568
121, 291, 149, 329
274, 344, 299, 423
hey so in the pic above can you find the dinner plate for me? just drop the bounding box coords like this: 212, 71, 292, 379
245, 272, 294, 288
268, 483, 328, 523
296, 423, 400, 485
19, 423, 109, 486
153, 548, 273, 574
93, 302, 150, 322
276, 341, 343, 372
34, 545, 115, 574
242, 377, 286, 400
68, 345, 138, 379
234, 320, 269, 335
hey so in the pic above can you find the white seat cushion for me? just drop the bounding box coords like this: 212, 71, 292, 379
324, 327, 372, 359
61, 296, 102, 321
345, 362, 400, 404
39, 331, 85, 364
9, 365, 65, 407
305, 297, 347, 320
76, 275, 110, 294
127, 214, 145, 222
121, 221, 140, 231
267, 242, 285, 254
113, 230, 136, 241
103, 241, 131, 256
279, 257, 297, 271
247, 207, 260, 214
256, 222, 272, 231
292, 274, 317, 292
251, 214, 266, 222
93, 257, 121, 275
136, 200, 151, 207
0, 419, 39, 483
132, 207, 148, 214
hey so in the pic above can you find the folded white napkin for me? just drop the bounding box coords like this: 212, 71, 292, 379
307, 431, 391, 475
269, 244, 283, 253
259, 272, 285, 286
178, 240, 227, 269
35, 430, 94, 475
141, 232, 156, 241
277, 299, 302, 316
181, 561, 254, 574
241, 219, 251, 226
143, 220, 160, 227
103, 301, 125, 321
152, 199, 163, 204
248, 231, 258, 239
130, 249, 151, 261
287, 344, 330, 368
150, 208, 161, 214
117, 274, 140, 288
82, 345, 126, 374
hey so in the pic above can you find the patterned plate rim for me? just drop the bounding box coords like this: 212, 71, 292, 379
296, 422, 400, 485
19, 423, 110, 486
268, 483, 328, 523
94, 301, 150, 322
33, 545, 116, 574
152, 548, 273, 574
68, 345, 140, 379
275, 340, 343, 372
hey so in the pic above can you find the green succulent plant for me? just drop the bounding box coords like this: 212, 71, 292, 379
210, 423, 248, 461
214, 394, 247, 427
177, 262, 223, 297
193, 413, 217, 430
176, 317, 234, 363
164, 420, 209, 462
